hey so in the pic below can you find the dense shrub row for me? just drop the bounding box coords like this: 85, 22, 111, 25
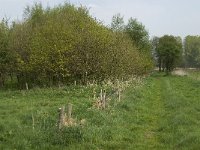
0, 3, 153, 88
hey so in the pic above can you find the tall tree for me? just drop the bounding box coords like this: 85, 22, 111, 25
111, 13, 125, 32
155, 35, 182, 72
184, 36, 200, 68
0, 19, 11, 87
125, 18, 150, 52
2, 3, 153, 88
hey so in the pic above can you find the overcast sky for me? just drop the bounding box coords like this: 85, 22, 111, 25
0, 0, 200, 38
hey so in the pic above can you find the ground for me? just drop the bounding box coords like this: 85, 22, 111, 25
172, 68, 188, 76
0, 71, 200, 149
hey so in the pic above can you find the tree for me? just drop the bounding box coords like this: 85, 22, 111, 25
125, 18, 153, 72
2, 2, 153, 89
125, 18, 150, 52
184, 36, 200, 68
151, 36, 159, 59
0, 19, 13, 87
111, 13, 125, 32
155, 35, 182, 72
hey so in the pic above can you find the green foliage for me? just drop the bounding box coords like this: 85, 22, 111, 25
111, 13, 125, 32
125, 18, 153, 72
0, 19, 17, 87
1, 3, 153, 89
0, 20, 9, 87
184, 36, 200, 68
155, 35, 182, 72
125, 18, 151, 52
50, 127, 83, 146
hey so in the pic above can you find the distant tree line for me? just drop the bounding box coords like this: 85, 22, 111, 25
152, 35, 182, 72
152, 35, 200, 73
0, 3, 153, 89
184, 36, 200, 68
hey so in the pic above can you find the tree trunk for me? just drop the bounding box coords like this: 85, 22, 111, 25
0, 73, 4, 88
158, 58, 161, 72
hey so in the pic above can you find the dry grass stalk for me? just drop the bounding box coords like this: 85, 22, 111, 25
93, 89, 107, 109
80, 119, 86, 126
58, 103, 86, 128
64, 117, 77, 127
93, 98, 102, 109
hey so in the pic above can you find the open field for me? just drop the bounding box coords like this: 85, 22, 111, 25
0, 71, 200, 149
0, 1, 200, 149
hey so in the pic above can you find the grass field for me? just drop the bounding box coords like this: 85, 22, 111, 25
0, 71, 200, 149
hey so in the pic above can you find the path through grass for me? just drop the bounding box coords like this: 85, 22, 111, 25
125, 73, 200, 149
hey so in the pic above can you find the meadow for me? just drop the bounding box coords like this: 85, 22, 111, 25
0, 71, 200, 149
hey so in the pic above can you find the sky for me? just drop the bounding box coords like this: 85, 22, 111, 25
0, 0, 200, 38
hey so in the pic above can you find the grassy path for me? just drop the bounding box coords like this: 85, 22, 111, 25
121, 73, 200, 149
120, 74, 165, 149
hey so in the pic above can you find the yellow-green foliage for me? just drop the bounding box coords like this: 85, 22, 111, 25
3, 3, 153, 88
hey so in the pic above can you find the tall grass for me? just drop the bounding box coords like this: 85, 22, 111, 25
1, 72, 200, 149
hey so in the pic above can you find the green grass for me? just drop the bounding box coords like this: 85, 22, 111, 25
1, 72, 200, 149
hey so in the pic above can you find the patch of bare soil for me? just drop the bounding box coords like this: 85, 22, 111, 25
172, 69, 188, 76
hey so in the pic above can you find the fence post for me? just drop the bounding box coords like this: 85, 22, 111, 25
100, 89, 103, 102
32, 113, 35, 130
117, 79, 121, 102
103, 89, 106, 109
67, 103, 72, 120
93, 89, 96, 100
58, 106, 65, 129
25, 82, 29, 90
118, 88, 121, 102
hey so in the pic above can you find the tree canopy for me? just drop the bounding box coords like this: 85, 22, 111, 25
155, 35, 182, 72
0, 3, 153, 89
125, 18, 150, 53
184, 36, 200, 68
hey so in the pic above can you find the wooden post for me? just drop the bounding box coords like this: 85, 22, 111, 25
58, 106, 65, 129
118, 88, 121, 102
103, 89, 106, 109
100, 89, 103, 102
32, 113, 35, 130
67, 103, 72, 119
93, 89, 96, 100
25, 82, 29, 90
117, 79, 121, 102
74, 80, 77, 86
85, 71, 88, 86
